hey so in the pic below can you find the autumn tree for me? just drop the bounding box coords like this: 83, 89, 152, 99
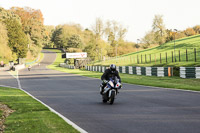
51, 25, 63, 48
152, 15, 167, 45
10, 7, 44, 58
0, 22, 13, 61
52, 24, 82, 49
0, 7, 21, 24
83, 29, 102, 60
165, 29, 173, 42
5, 18, 28, 58
11, 7, 44, 46
105, 20, 127, 45
91, 18, 112, 60
0, 7, 28, 59
91, 18, 104, 39
184, 28, 196, 36
84, 39, 97, 60
193, 25, 200, 34
104, 20, 127, 56
43, 25, 55, 48
141, 30, 155, 48
67, 34, 83, 48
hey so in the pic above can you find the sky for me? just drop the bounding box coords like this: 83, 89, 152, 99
0, 0, 200, 42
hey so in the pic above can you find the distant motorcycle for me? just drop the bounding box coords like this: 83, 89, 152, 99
28, 65, 31, 71
100, 77, 122, 105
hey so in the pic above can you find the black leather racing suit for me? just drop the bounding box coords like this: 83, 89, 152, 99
100, 69, 121, 93
101, 69, 121, 82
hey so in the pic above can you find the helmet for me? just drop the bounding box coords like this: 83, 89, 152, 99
110, 64, 116, 73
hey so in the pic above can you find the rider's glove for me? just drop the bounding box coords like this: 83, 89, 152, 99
103, 80, 108, 84
119, 84, 122, 89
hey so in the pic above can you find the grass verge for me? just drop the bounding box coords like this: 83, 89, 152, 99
93, 34, 200, 67
0, 86, 79, 133
25, 53, 44, 67
47, 49, 200, 92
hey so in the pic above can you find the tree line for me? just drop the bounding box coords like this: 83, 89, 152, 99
51, 18, 135, 61
0, 7, 51, 62
0, 7, 199, 63
140, 15, 200, 49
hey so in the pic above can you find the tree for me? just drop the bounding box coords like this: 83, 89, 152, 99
5, 18, 28, 58
11, 7, 45, 46
91, 18, 104, 39
52, 24, 82, 49
105, 20, 127, 44
0, 7, 21, 24
0, 22, 13, 61
141, 30, 155, 47
67, 34, 83, 48
43, 25, 55, 48
184, 28, 196, 36
51, 26, 63, 48
10, 7, 45, 58
152, 15, 167, 45
193, 25, 200, 34
165, 29, 173, 42
104, 20, 127, 56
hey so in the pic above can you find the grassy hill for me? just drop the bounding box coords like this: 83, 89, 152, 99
93, 34, 200, 67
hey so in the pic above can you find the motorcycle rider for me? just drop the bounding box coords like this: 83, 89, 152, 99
28, 65, 32, 71
100, 64, 121, 95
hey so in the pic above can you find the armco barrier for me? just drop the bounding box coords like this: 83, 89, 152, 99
85, 65, 173, 77
59, 64, 200, 79
15, 64, 26, 70
180, 67, 200, 79
59, 63, 75, 69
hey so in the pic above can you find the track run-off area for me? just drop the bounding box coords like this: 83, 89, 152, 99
1, 50, 200, 133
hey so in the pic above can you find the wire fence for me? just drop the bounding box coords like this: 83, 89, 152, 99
98, 48, 200, 65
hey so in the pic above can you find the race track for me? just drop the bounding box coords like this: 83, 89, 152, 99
17, 50, 200, 133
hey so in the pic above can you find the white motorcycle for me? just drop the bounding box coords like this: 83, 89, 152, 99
100, 77, 122, 105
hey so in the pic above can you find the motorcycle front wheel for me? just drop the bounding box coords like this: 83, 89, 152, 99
109, 91, 115, 105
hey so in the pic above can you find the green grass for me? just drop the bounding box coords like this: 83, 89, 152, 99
93, 34, 200, 67
0, 87, 79, 133
25, 53, 44, 66
48, 65, 200, 91
46, 49, 200, 91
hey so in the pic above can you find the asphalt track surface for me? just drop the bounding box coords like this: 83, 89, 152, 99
2, 50, 200, 133
0, 68, 18, 88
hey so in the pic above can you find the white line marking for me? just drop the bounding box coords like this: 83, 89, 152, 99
0, 85, 19, 89
8, 70, 88, 133
75, 72, 200, 93
123, 82, 200, 93
19, 88, 88, 133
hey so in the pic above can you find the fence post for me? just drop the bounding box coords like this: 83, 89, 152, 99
166, 52, 167, 63
194, 48, 196, 62
179, 50, 181, 62
186, 49, 188, 62
137, 55, 139, 64
130, 56, 132, 63
150, 54, 151, 63
141, 54, 142, 64
172, 51, 173, 62
145, 54, 147, 63
160, 53, 162, 63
